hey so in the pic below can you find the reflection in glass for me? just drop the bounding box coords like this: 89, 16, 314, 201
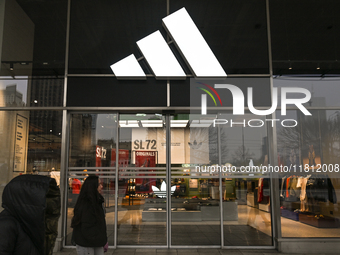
67, 114, 117, 245
171, 114, 221, 245
277, 110, 340, 237
0, 110, 62, 209
117, 114, 167, 245
0, 77, 64, 107
274, 77, 340, 107
0, 78, 28, 106
218, 113, 272, 246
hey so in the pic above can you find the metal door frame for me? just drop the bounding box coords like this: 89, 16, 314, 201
63, 111, 276, 249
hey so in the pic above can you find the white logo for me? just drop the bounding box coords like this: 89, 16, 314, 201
151, 181, 176, 198
110, 8, 227, 79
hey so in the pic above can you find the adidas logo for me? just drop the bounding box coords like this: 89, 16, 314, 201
188, 140, 203, 150
110, 8, 227, 80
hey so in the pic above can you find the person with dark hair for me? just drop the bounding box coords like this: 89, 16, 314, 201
0, 174, 61, 255
71, 175, 108, 255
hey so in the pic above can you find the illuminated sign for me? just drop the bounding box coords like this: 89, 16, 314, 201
110, 8, 226, 79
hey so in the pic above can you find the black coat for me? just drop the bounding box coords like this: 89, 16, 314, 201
71, 195, 107, 247
0, 175, 61, 255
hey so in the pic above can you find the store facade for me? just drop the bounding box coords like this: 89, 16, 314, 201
1, 0, 340, 253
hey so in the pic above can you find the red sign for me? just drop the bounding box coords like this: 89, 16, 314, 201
111, 149, 130, 167
96, 145, 102, 167
135, 151, 156, 193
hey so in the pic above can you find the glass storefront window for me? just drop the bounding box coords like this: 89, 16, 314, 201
0, 110, 62, 208
67, 113, 118, 246
273, 77, 340, 107
117, 113, 167, 245
65, 112, 274, 246
0, 77, 64, 107
2, 0, 340, 251
218, 113, 272, 246
0, 77, 29, 106
170, 114, 221, 245
168, 113, 272, 246
276, 110, 340, 237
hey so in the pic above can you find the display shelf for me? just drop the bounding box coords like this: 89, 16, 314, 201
299, 213, 340, 228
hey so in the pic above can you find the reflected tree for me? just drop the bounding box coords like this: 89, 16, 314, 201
231, 145, 255, 166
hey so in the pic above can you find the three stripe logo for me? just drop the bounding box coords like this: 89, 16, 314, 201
110, 8, 227, 80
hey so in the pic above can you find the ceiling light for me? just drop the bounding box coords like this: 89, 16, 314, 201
10, 63, 13, 71
170, 120, 188, 127
119, 120, 139, 128
190, 120, 214, 127
141, 120, 163, 127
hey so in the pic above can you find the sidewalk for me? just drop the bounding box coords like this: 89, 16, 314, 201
53, 248, 335, 255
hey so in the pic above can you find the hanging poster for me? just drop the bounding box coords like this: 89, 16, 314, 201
189, 179, 198, 189
95, 145, 102, 167
131, 128, 158, 164
131, 127, 209, 164
111, 149, 130, 167
13, 114, 28, 172
135, 150, 156, 193
111, 149, 130, 180
157, 128, 185, 164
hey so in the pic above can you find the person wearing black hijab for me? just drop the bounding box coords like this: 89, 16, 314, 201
71, 175, 107, 255
0, 174, 61, 255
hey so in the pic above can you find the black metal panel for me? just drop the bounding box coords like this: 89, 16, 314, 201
270, 0, 340, 75
170, 0, 270, 74
170, 80, 191, 106
67, 77, 167, 107
68, 0, 167, 74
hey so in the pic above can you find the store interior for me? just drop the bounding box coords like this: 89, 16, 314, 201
64, 113, 340, 246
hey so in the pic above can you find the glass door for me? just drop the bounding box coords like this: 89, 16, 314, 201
170, 114, 221, 246
117, 113, 167, 245
218, 113, 272, 247
169, 113, 273, 247
66, 113, 118, 246
65, 112, 273, 248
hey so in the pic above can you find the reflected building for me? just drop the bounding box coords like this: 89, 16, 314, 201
0, 84, 24, 106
